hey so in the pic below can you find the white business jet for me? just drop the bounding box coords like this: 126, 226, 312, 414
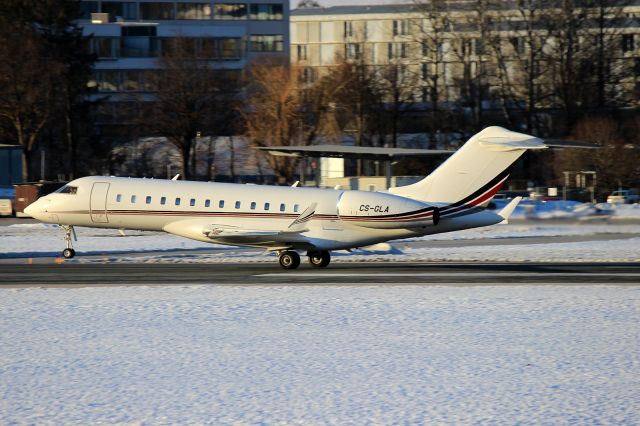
25, 126, 544, 269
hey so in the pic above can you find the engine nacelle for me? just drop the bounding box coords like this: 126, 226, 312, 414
337, 191, 439, 229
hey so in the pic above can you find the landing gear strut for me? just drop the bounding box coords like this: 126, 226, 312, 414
61, 225, 76, 259
308, 250, 331, 268
278, 250, 300, 270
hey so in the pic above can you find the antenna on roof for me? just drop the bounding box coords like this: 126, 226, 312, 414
171, 174, 180, 181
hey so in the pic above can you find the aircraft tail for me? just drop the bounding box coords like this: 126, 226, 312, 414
389, 126, 546, 205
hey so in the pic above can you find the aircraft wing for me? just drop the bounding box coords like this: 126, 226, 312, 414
203, 224, 312, 249
162, 203, 319, 251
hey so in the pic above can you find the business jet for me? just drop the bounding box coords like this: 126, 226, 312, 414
25, 126, 545, 269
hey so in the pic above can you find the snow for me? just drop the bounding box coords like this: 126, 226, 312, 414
1, 285, 638, 424
2, 221, 640, 262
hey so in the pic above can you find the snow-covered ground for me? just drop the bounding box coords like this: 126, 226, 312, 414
2, 220, 639, 262
1, 285, 638, 424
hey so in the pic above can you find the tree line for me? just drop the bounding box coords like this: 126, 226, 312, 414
0, 0, 638, 197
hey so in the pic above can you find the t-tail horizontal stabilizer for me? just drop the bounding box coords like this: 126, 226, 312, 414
498, 197, 522, 224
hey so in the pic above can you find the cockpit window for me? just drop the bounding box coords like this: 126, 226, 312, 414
56, 185, 78, 195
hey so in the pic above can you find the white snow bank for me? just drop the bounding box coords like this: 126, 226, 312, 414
1, 286, 638, 424
2, 222, 639, 260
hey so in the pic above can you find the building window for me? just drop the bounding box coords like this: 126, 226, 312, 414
294, 204, 300, 213
219, 200, 225, 208
213, 3, 247, 20
176, 3, 212, 20
201, 37, 242, 59
280, 203, 285, 212
235, 201, 241, 209
175, 197, 181, 206
250, 202, 257, 210
80, 1, 99, 19
161, 196, 166, 205
116, 194, 122, 202
623, 34, 635, 52
90, 38, 118, 58
249, 35, 284, 52
190, 198, 196, 207
101, 1, 137, 20
393, 20, 409, 36
510, 37, 525, 54
345, 43, 360, 60
264, 202, 270, 210
250, 4, 283, 20
146, 196, 152, 204
421, 62, 429, 80
297, 44, 307, 61
205, 199, 211, 208
140, 2, 175, 20
388, 43, 407, 59
95, 70, 120, 92
344, 21, 354, 38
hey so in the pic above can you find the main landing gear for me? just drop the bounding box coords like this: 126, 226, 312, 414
278, 250, 331, 269
61, 225, 77, 259
308, 250, 331, 268
277, 250, 331, 269
278, 250, 300, 269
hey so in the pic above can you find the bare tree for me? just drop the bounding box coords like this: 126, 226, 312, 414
240, 58, 305, 184
0, 31, 63, 181
143, 37, 232, 180
554, 117, 640, 198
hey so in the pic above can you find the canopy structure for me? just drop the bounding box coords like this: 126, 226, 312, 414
257, 144, 455, 189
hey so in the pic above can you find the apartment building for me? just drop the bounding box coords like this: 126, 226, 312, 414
291, 3, 640, 114
78, 0, 289, 133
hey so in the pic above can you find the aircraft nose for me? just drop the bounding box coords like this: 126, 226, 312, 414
24, 198, 47, 219
23, 202, 38, 218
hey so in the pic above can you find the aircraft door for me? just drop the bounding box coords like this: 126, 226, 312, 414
90, 182, 110, 223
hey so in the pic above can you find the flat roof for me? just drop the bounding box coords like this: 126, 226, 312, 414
258, 144, 454, 159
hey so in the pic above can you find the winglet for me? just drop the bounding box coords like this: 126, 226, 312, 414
171, 174, 180, 181
286, 202, 317, 233
498, 196, 522, 224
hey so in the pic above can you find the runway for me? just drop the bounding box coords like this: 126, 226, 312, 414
2, 262, 639, 287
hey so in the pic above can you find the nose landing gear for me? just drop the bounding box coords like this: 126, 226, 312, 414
61, 225, 77, 259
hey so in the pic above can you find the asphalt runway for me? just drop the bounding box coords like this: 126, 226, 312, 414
1, 262, 639, 287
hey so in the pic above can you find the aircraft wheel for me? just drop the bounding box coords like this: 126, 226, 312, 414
279, 251, 300, 270
308, 250, 331, 267
62, 248, 76, 259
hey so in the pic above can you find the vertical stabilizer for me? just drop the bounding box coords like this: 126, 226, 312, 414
389, 127, 546, 204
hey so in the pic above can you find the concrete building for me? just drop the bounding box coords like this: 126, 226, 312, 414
78, 0, 290, 134
291, 3, 640, 118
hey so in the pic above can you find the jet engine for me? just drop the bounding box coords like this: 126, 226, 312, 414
337, 191, 439, 229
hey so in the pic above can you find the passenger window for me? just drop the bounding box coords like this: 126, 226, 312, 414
264, 202, 270, 211
250, 202, 256, 210
190, 198, 196, 207
116, 194, 122, 202
131, 195, 137, 203
294, 204, 300, 213
146, 196, 152, 204
161, 196, 166, 205
205, 199, 210, 208
175, 197, 181, 206
235, 201, 241, 209
219, 200, 225, 208
280, 203, 285, 212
